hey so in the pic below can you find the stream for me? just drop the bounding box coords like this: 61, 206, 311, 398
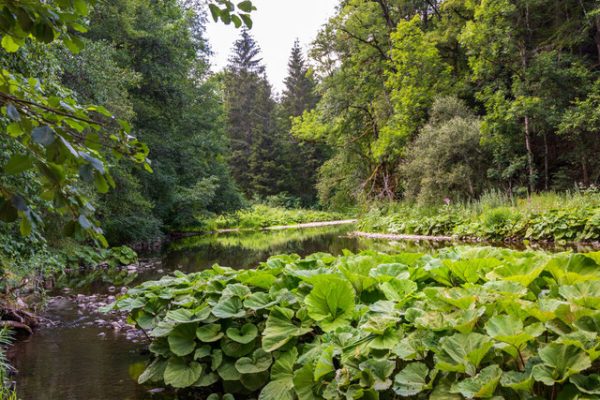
11, 225, 595, 400
12, 225, 449, 400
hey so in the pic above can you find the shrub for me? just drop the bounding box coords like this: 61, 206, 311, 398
109, 247, 600, 398
402, 97, 489, 205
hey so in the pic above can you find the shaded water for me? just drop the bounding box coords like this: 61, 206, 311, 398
17, 225, 440, 400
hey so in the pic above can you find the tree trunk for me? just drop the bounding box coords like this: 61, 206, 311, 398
543, 132, 549, 190
582, 157, 590, 187
595, 15, 600, 65
524, 115, 536, 194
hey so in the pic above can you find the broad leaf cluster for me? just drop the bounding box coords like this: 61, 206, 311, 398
111, 246, 600, 398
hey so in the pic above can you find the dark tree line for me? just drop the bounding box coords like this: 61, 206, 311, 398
223, 31, 328, 206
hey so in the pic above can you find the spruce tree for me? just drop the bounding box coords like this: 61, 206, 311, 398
224, 29, 287, 198
280, 40, 328, 205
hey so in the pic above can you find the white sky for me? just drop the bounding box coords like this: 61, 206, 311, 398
205, 0, 338, 94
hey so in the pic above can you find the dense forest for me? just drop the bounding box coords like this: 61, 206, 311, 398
0, 0, 328, 277
2, 0, 600, 251
292, 0, 600, 208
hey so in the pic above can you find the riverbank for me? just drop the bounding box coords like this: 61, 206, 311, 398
175, 218, 357, 237
358, 192, 600, 243
189, 204, 352, 232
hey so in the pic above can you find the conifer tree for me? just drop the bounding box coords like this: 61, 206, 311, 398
224, 30, 286, 198
279, 40, 327, 205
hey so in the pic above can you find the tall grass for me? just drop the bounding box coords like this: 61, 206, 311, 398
0, 329, 16, 400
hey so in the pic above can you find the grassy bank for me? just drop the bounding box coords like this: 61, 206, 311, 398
358, 191, 600, 243
195, 205, 350, 231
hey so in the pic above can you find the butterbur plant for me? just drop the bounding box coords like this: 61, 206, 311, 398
107, 247, 600, 399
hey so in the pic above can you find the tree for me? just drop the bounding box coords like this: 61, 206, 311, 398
460, 0, 599, 194
223, 30, 287, 198
292, 0, 447, 204
402, 96, 488, 204
278, 40, 327, 205
86, 0, 244, 233
0, 0, 255, 243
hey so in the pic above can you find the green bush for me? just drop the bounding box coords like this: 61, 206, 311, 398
110, 247, 600, 398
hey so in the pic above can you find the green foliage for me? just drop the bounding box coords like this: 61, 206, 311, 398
0, 0, 151, 245
58, 244, 137, 269
223, 29, 291, 199
207, 0, 256, 28
201, 205, 348, 230
87, 0, 245, 233
0, 329, 13, 387
298, 0, 600, 204
359, 192, 600, 242
402, 97, 488, 204
111, 246, 600, 398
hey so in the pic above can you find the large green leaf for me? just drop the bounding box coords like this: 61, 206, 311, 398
138, 358, 167, 384
450, 364, 502, 398
570, 374, 600, 394
196, 323, 224, 343
369, 263, 410, 281
168, 324, 197, 356
559, 281, 600, 309
217, 360, 241, 381
165, 306, 211, 323
359, 358, 396, 391
444, 258, 500, 283
487, 257, 545, 287
393, 362, 434, 396
163, 358, 203, 388
259, 348, 298, 400
379, 278, 417, 302
485, 314, 544, 351
237, 270, 278, 289
305, 275, 355, 332
314, 345, 335, 381
338, 255, 378, 292
241, 371, 270, 391
245, 292, 279, 310
223, 283, 251, 298
262, 307, 312, 352
532, 343, 592, 385
293, 362, 323, 400
227, 323, 259, 344
212, 296, 246, 319
235, 348, 273, 374
545, 254, 600, 285
435, 332, 493, 376
194, 371, 219, 387
221, 336, 255, 357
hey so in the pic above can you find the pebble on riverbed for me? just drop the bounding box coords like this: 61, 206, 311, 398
39, 258, 163, 342
40, 292, 147, 341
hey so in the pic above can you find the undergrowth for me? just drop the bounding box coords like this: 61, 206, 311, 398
358, 191, 600, 242
197, 205, 350, 231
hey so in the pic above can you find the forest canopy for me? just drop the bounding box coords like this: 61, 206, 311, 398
0, 0, 599, 251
